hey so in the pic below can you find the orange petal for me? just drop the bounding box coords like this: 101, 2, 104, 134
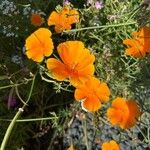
43, 38, 54, 56
48, 11, 59, 26
102, 142, 110, 150
125, 47, 145, 58
46, 58, 68, 81
107, 108, 122, 125
69, 65, 95, 87
55, 24, 71, 33
123, 39, 133, 46
127, 100, 141, 117
57, 41, 84, 66
25, 28, 53, 62
76, 48, 95, 70
107, 97, 141, 129
69, 67, 94, 87
102, 140, 120, 150
96, 83, 110, 102
74, 88, 87, 101
137, 26, 150, 38
112, 97, 127, 109
26, 49, 43, 62
68, 9, 79, 24
78, 64, 95, 77
123, 38, 145, 57
82, 97, 101, 112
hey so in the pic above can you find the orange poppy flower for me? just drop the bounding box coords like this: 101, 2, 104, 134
107, 97, 141, 129
47, 6, 79, 33
46, 41, 95, 86
123, 26, 150, 58
74, 77, 110, 112
132, 26, 150, 52
102, 140, 120, 150
30, 13, 44, 27
25, 28, 54, 62
123, 39, 145, 58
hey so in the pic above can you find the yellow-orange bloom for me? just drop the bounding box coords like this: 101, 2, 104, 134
74, 77, 110, 112
25, 28, 54, 62
31, 13, 44, 27
123, 26, 150, 58
47, 6, 79, 33
107, 97, 141, 129
102, 140, 120, 150
46, 41, 95, 86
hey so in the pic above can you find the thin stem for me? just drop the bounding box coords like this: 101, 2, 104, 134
82, 116, 90, 150
136, 125, 148, 142
0, 110, 22, 150
0, 78, 32, 90
0, 117, 59, 122
63, 22, 136, 33
0, 74, 36, 150
15, 86, 28, 106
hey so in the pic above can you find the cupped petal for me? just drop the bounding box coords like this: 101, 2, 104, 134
76, 48, 95, 70
127, 100, 141, 118
68, 9, 79, 24
48, 11, 59, 26
34, 28, 52, 37
57, 41, 85, 66
85, 77, 100, 89
96, 82, 110, 102
46, 58, 69, 81
55, 24, 71, 33
107, 108, 122, 125
112, 97, 127, 109
74, 88, 87, 101
48, 6, 79, 33
69, 65, 95, 87
107, 97, 141, 129
78, 64, 95, 77
82, 97, 101, 112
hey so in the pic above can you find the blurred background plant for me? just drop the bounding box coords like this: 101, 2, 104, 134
0, 0, 150, 149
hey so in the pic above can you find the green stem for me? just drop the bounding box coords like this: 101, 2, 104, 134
82, 116, 90, 150
0, 109, 23, 150
0, 79, 32, 90
0, 74, 36, 150
0, 117, 59, 122
64, 21, 136, 33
